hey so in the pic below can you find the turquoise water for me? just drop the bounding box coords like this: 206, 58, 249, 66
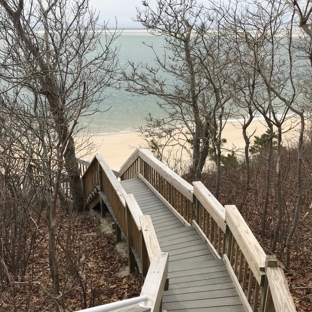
78, 31, 306, 134
79, 31, 166, 134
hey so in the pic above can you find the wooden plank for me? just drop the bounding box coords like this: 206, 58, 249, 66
168, 264, 228, 278
266, 266, 296, 312
159, 233, 199, 247
153, 222, 183, 232
193, 182, 226, 233
160, 238, 204, 252
162, 305, 243, 312
192, 220, 222, 260
139, 174, 191, 226
223, 254, 253, 312
125, 194, 143, 230
163, 288, 239, 302
150, 213, 177, 222
142, 210, 173, 220
140, 215, 161, 261
152, 216, 179, 226
169, 249, 213, 262
168, 267, 228, 284
140, 252, 169, 312
164, 282, 235, 296
158, 229, 198, 242
156, 226, 194, 239
225, 205, 266, 285
163, 244, 208, 256
138, 149, 193, 202
163, 296, 243, 309
167, 274, 232, 289
170, 254, 215, 266
167, 259, 222, 272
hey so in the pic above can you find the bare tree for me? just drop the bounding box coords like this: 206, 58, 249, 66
123, 0, 236, 182
222, 0, 310, 263
0, 0, 119, 211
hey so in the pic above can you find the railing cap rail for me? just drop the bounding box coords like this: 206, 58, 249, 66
193, 181, 226, 233
119, 148, 140, 177
225, 204, 266, 284
266, 266, 297, 312
140, 251, 169, 312
140, 215, 161, 262
74, 295, 149, 312
76, 156, 91, 167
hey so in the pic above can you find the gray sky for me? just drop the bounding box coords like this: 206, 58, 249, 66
89, 0, 145, 28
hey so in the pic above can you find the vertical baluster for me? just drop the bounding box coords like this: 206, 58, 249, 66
247, 271, 255, 303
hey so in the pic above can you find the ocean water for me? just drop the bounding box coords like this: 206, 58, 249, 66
78, 30, 304, 135
79, 31, 166, 134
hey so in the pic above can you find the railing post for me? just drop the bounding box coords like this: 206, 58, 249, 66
193, 194, 199, 224
98, 164, 107, 218
141, 233, 148, 284
225, 224, 233, 261
81, 175, 86, 209
260, 255, 278, 312
126, 203, 136, 274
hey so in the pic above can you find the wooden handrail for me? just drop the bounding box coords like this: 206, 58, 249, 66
225, 205, 266, 284
79, 151, 296, 312
76, 156, 91, 176
119, 148, 140, 177
120, 148, 194, 223
140, 252, 169, 312
193, 181, 226, 233
264, 266, 296, 312
140, 215, 161, 262
80, 152, 167, 312
192, 179, 295, 312
97, 153, 127, 206
138, 149, 193, 201
120, 148, 193, 202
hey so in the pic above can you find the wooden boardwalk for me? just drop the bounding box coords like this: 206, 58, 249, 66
121, 178, 244, 312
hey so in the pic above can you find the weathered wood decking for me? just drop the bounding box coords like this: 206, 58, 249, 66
121, 178, 244, 312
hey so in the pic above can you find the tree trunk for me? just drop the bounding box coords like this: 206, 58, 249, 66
271, 125, 283, 253
184, 26, 202, 181
261, 122, 274, 238
285, 113, 304, 267
2, 2, 84, 212
240, 108, 254, 211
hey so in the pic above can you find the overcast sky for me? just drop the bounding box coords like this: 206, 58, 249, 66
89, 0, 146, 29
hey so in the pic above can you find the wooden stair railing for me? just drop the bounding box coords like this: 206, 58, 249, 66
78, 153, 168, 312
118, 148, 296, 312
192, 181, 296, 312
119, 148, 194, 224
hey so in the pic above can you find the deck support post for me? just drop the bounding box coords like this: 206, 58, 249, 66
260, 256, 278, 312
126, 203, 136, 273
141, 233, 148, 284
193, 195, 199, 224
225, 224, 233, 262
98, 164, 107, 217
81, 175, 86, 209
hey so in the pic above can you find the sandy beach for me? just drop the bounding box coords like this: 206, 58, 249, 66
76, 117, 302, 170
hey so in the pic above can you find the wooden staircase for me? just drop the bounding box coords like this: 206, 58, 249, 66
76, 149, 296, 312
